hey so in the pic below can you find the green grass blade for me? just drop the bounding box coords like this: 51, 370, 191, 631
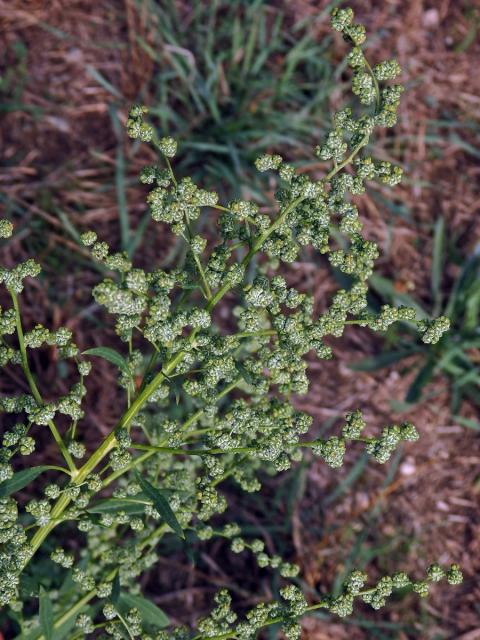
369, 274, 428, 318
431, 216, 445, 315
454, 415, 480, 430
110, 106, 130, 254
324, 452, 369, 504
86, 65, 122, 99
405, 357, 436, 403
349, 348, 417, 371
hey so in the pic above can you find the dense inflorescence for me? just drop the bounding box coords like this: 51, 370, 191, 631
0, 8, 461, 639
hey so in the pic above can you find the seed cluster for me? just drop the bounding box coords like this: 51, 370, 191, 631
0, 7, 463, 639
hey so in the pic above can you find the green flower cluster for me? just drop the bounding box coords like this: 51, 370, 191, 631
0, 7, 464, 640
0, 258, 41, 294
229, 534, 299, 578
328, 563, 461, 617
310, 412, 418, 467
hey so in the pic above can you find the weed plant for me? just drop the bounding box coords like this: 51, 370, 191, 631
0, 8, 463, 639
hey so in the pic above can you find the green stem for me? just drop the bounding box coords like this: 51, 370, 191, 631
206, 194, 305, 311
163, 149, 213, 301
24, 193, 308, 566
191, 601, 329, 640
28, 370, 240, 561
37, 525, 169, 640
164, 156, 177, 187
131, 444, 253, 456
323, 46, 380, 184
117, 612, 135, 640
192, 251, 212, 299
211, 204, 231, 213
10, 290, 77, 475
28, 351, 184, 557
103, 377, 241, 487
138, 348, 160, 393
233, 329, 276, 340
325, 134, 370, 182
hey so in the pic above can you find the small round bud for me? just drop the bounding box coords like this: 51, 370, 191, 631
68, 441, 86, 459
158, 137, 177, 158
91, 241, 109, 261
427, 563, 445, 582
19, 437, 35, 455
80, 231, 97, 247
45, 484, 61, 499
230, 537, 245, 553
400, 422, 419, 442
446, 564, 463, 585
413, 581, 429, 598
0, 220, 13, 239
255, 154, 282, 172
392, 572, 410, 589
374, 59, 402, 81
348, 24, 366, 46
103, 603, 117, 620
331, 8, 354, 32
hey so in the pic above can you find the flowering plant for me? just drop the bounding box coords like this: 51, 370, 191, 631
0, 8, 461, 639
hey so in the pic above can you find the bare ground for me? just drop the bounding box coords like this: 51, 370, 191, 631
0, 0, 479, 637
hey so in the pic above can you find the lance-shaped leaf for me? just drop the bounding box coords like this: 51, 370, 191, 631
134, 471, 184, 539
118, 592, 169, 628
39, 587, 53, 640
0, 466, 55, 499
83, 346, 130, 376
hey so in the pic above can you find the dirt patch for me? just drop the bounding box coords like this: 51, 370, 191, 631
0, 0, 479, 637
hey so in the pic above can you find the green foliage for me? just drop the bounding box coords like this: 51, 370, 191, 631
39, 586, 53, 640
0, 8, 463, 639
144, 0, 337, 198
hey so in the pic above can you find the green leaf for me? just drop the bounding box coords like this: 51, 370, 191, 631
235, 361, 255, 385
134, 472, 185, 539
83, 347, 130, 376
0, 466, 53, 498
39, 587, 54, 640
87, 497, 148, 515
111, 572, 120, 605
118, 592, 169, 628
18, 615, 77, 640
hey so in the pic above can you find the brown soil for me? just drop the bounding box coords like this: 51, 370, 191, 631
0, 0, 479, 638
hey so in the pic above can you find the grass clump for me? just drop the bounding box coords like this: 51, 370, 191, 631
0, 7, 463, 639
145, 0, 336, 198
357, 222, 480, 418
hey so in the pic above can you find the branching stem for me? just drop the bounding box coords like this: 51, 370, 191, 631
10, 290, 77, 475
